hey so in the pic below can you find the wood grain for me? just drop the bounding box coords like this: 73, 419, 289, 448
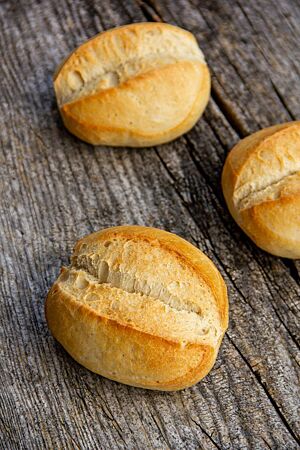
0, 0, 299, 448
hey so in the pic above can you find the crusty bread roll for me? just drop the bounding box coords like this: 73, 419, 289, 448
54, 23, 210, 147
46, 226, 228, 391
222, 121, 300, 259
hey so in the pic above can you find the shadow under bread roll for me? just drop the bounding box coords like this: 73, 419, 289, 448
54, 22, 210, 147
46, 225, 228, 391
222, 121, 300, 259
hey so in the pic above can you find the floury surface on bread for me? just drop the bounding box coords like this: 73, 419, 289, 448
222, 121, 300, 258
54, 23, 210, 147
46, 226, 228, 391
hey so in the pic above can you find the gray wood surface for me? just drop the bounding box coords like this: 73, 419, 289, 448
0, 0, 299, 448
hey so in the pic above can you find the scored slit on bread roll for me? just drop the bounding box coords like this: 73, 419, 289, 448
46, 226, 228, 391
222, 121, 300, 258
54, 22, 210, 147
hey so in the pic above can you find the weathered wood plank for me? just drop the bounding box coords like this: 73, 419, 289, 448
140, 0, 300, 441
0, 1, 299, 449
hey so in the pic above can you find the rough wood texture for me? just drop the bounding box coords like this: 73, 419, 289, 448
0, 0, 299, 448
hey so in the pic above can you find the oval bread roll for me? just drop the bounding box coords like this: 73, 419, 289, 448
222, 121, 300, 258
46, 226, 228, 391
54, 23, 210, 147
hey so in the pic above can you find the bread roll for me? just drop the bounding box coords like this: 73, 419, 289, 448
54, 23, 210, 147
46, 226, 228, 391
222, 121, 300, 258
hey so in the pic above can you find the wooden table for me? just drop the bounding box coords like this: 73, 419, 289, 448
1, 1, 299, 448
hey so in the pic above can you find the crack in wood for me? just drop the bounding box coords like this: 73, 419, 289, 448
269, 77, 296, 122
261, 435, 274, 450
190, 417, 222, 450
210, 84, 249, 139
135, 0, 163, 22
282, 260, 300, 286
255, 264, 300, 349
60, 420, 82, 450
149, 410, 172, 449
226, 334, 299, 444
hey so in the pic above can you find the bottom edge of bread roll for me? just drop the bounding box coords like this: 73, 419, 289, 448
46, 282, 223, 391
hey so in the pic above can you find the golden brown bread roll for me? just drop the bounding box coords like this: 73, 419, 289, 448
54, 23, 210, 147
222, 121, 300, 258
46, 226, 228, 391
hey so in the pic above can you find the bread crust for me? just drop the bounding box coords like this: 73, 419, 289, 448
222, 121, 300, 258
54, 23, 210, 147
46, 226, 228, 390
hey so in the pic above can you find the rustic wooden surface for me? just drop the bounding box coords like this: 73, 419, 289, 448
0, 0, 299, 448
